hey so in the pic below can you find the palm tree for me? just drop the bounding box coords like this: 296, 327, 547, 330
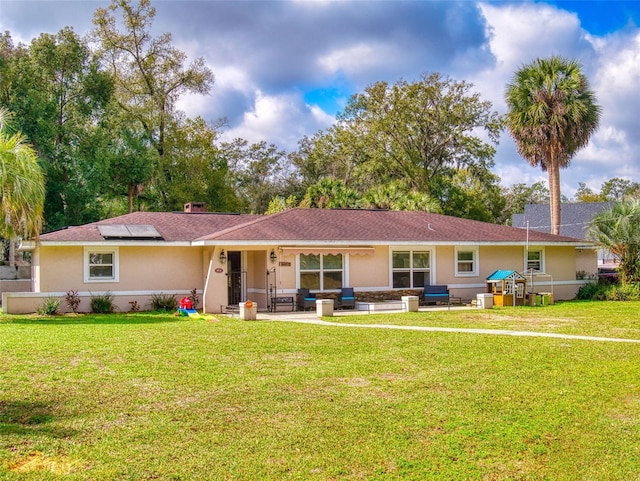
0, 108, 45, 242
588, 201, 640, 285
505, 56, 601, 235
300, 178, 361, 209
363, 181, 440, 212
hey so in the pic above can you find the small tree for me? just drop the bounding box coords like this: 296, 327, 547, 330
588, 201, 640, 285
0, 108, 45, 241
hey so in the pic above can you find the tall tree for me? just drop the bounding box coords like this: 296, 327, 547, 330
161, 116, 238, 212
107, 125, 157, 213
501, 181, 550, 224
574, 182, 603, 202
588, 201, 640, 285
337, 73, 501, 192
600, 177, 640, 202
92, 0, 214, 207
223, 139, 298, 214
0, 109, 45, 240
434, 168, 505, 223
0, 29, 114, 230
505, 56, 601, 235
292, 73, 501, 219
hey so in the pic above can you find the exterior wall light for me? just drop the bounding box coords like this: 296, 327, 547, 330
270, 249, 277, 264
219, 249, 226, 264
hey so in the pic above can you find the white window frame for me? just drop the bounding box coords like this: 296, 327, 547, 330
84, 247, 119, 283
454, 246, 479, 277
297, 253, 344, 291
390, 249, 432, 288
526, 248, 545, 273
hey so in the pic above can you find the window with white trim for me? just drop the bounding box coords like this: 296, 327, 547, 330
455, 246, 478, 276
392, 250, 430, 288
299, 253, 343, 290
527, 249, 544, 272
84, 247, 119, 282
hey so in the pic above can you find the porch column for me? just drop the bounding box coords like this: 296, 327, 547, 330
202, 248, 227, 313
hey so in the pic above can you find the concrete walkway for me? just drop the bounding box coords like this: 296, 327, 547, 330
255, 308, 640, 344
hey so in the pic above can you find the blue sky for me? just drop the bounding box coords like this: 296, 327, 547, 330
2, 0, 640, 198
550, 1, 640, 34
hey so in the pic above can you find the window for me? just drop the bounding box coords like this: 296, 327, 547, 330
299, 253, 343, 290
455, 247, 478, 276
392, 250, 430, 288
84, 247, 119, 282
527, 249, 544, 272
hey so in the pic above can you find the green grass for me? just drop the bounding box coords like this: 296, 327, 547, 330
1, 303, 639, 480
329, 300, 640, 339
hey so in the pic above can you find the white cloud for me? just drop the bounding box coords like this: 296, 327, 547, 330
220, 91, 333, 150
474, 1, 638, 196
479, 3, 587, 68
592, 31, 640, 127
317, 43, 381, 76
308, 104, 336, 126
3, 0, 640, 194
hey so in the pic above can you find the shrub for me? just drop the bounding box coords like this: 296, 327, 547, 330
37, 296, 60, 315
65, 290, 81, 313
576, 282, 606, 300
189, 288, 200, 310
150, 293, 178, 312
605, 283, 640, 301
90, 292, 116, 314
576, 281, 640, 301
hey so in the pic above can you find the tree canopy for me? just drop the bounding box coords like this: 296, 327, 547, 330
91, 0, 217, 211
1, 2, 628, 240
292, 73, 502, 218
0, 28, 114, 230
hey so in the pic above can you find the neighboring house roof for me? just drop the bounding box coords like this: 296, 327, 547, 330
38, 208, 587, 246
512, 202, 614, 240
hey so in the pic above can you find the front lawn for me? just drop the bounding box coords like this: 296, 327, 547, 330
1, 303, 639, 480
329, 301, 640, 339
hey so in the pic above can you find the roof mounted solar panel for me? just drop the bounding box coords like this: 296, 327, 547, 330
126, 225, 162, 238
98, 224, 163, 240
97, 225, 129, 238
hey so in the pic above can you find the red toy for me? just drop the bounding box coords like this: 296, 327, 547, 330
179, 297, 193, 310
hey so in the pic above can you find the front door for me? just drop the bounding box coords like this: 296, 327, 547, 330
227, 251, 243, 306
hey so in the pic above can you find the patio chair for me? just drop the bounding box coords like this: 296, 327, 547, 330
339, 287, 356, 309
297, 288, 317, 311
423, 284, 450, 306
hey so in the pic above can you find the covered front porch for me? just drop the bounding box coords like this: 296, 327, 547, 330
202, 246, 288, 314
200, 245, 377, 314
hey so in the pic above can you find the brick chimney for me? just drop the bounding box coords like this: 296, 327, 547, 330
184, 202, 206, 213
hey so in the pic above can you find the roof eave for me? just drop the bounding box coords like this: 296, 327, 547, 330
37, 240, 193, 247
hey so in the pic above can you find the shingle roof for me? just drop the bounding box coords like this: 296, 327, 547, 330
196, 208, 582, 244
512, 203, 614, 239
39, 208, 587, 245
39, 211, 259, 242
